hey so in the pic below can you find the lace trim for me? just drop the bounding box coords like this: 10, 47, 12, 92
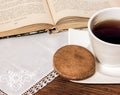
0, 89, 7, 95
22, 71, 58, 95
0, 70, 58, 95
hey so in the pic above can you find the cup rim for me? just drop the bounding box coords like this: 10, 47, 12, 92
88, 7, 120, 47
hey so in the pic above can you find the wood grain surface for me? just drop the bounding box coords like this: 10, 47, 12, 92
35, 76, 120, 95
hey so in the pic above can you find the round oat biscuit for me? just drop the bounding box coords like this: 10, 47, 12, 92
53, 45, 95, 80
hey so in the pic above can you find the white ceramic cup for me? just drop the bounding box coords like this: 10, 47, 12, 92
88, 8, 120, 67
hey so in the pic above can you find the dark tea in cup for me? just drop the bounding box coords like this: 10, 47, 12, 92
92, 20, 120, 44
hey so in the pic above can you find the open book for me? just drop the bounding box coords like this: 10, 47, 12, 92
0, 0, 119, 37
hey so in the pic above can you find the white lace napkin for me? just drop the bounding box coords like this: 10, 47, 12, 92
0, 32, 68, 95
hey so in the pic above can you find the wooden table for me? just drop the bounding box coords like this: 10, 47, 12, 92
35, 76, 120, 95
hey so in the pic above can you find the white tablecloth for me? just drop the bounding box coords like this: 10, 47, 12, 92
0, 31, 68, 95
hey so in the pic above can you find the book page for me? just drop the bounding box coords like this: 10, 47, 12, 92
0, 0, 53, 32
109, 0, 120, 7
47, 0, 112, 23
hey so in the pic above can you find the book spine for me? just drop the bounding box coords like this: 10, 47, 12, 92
0, 30, 47, 39
47, 27, 59, 34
